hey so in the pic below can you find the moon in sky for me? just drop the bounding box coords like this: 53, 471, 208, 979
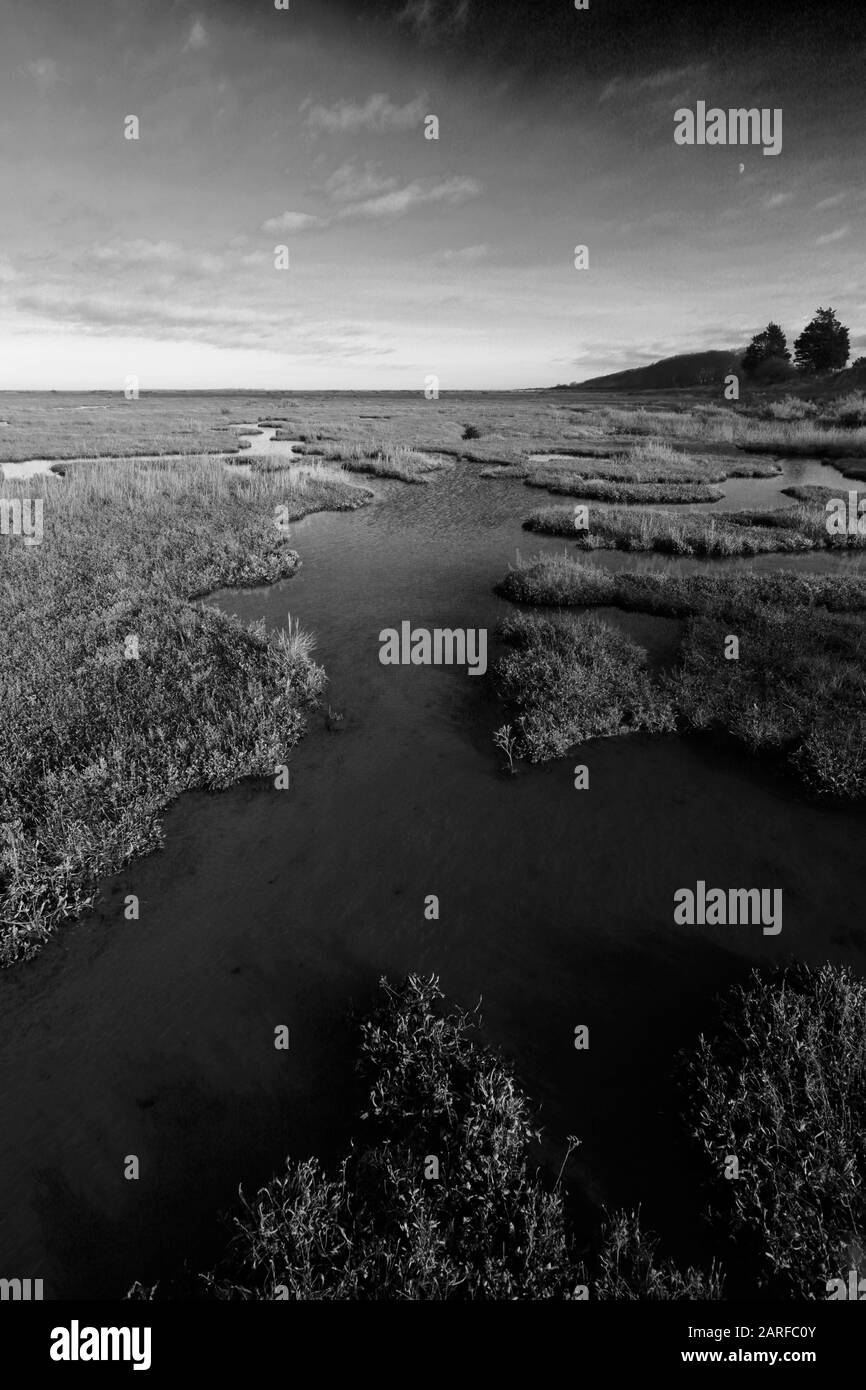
739, 162, 745, 173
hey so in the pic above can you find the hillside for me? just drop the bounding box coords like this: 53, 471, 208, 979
555, 350, 743, 391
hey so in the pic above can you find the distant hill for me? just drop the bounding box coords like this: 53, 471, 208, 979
554, 350, 744, 391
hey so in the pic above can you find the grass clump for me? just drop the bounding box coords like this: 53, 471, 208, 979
525, 474, 724, 504
680, 962, 866, 1299
337, 444, 452, 484
130, 974, 718, 1301
524, 499, 866, 555
497, 612, 676, 761
594, 1210, 724, 1300
0, 456, 369, 963
498, 553, 866, 617
495, 557, 866, 796
134, 974, 585, 1300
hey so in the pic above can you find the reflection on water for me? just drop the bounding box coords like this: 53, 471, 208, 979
0, 433, 862, 1298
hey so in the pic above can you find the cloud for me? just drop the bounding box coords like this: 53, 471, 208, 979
322, 162, 400, 203
599, 64, 706, 104
184, 19, 209, 52
335, 175, 482, 221
815, 225, 850, 245
814, 192, 847, 211
26, 58, 58, 86
436, 244, 489, 263
303, 93, 428, 134
397, 0, 472, 39
764, 193, 792, 209
260, 211, 322, 234
93, 240, 186, 264
260, 174, 482, 235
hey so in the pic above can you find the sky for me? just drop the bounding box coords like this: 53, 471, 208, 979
0, 0, 864, 389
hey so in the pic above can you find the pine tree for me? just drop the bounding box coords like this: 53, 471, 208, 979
742, 322, 790, 377
794, 308, 850, 374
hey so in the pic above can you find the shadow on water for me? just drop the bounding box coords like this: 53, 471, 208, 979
0, 435, 863, 1296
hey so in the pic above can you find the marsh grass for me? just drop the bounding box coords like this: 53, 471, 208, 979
680, 962, 866, 1298
498, 553, 866, 617
0, 456, 370, 962
526, 474, 725, 503
497, 611, 676, 761
601, 402, 866, 457
130, 974, 715, 1301
524, 498, 864, 555
337, 444, 453, 484
0, 395, 255, 462
496, 555, 866, 796
594, 1210, 724, 1300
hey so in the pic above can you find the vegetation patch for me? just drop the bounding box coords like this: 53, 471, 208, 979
524, 498, 865, 555
680, 962, 866, 1299
495, 556, 866, 796
496, 611, 676, 761
129, 974, 717, 1301
525, 474, 724, 504
0, 457, 370, 964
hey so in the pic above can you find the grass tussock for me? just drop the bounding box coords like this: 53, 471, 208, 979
130, 974, 717, 1301
496, 556, 866, 797
681, 962, 866, 1299
335, 444, 453, 484
499, 552, 866, 617
0, 457, 370, 963
524, 497, 865, 555
526, 474, 724, 503
497, 611, 676, 761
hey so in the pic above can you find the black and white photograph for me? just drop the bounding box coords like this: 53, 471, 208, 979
0, 0, 864, 1370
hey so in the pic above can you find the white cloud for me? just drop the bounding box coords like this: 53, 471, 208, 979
599, 65, 706, 104
303, 93, 428, 135
93, 239, 185, 264
322, 162, 400, 203
814, 192, 847, 211
260, 212, 322, 234
764, 192, 791, 209
335, 175, 483, 221
184, 19, 208, 52
815, 225, 850, 245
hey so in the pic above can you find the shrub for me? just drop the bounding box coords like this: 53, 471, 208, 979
157, 975, 584, 1300
680, 962, 866, 1298
497, 611, 676, 761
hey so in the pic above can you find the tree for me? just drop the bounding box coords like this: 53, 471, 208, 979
742, 322, 790, 378
794, 307, 850, 374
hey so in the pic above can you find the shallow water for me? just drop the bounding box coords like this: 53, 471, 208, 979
0, 432, 863, 1298
1, 459, 60, 481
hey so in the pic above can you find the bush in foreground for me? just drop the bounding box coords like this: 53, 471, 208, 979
680, 962, 866, 1299
130, 975, 716, 1300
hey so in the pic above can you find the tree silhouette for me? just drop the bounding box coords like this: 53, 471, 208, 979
794, 308, 850, 375
742, 322, 790, 378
